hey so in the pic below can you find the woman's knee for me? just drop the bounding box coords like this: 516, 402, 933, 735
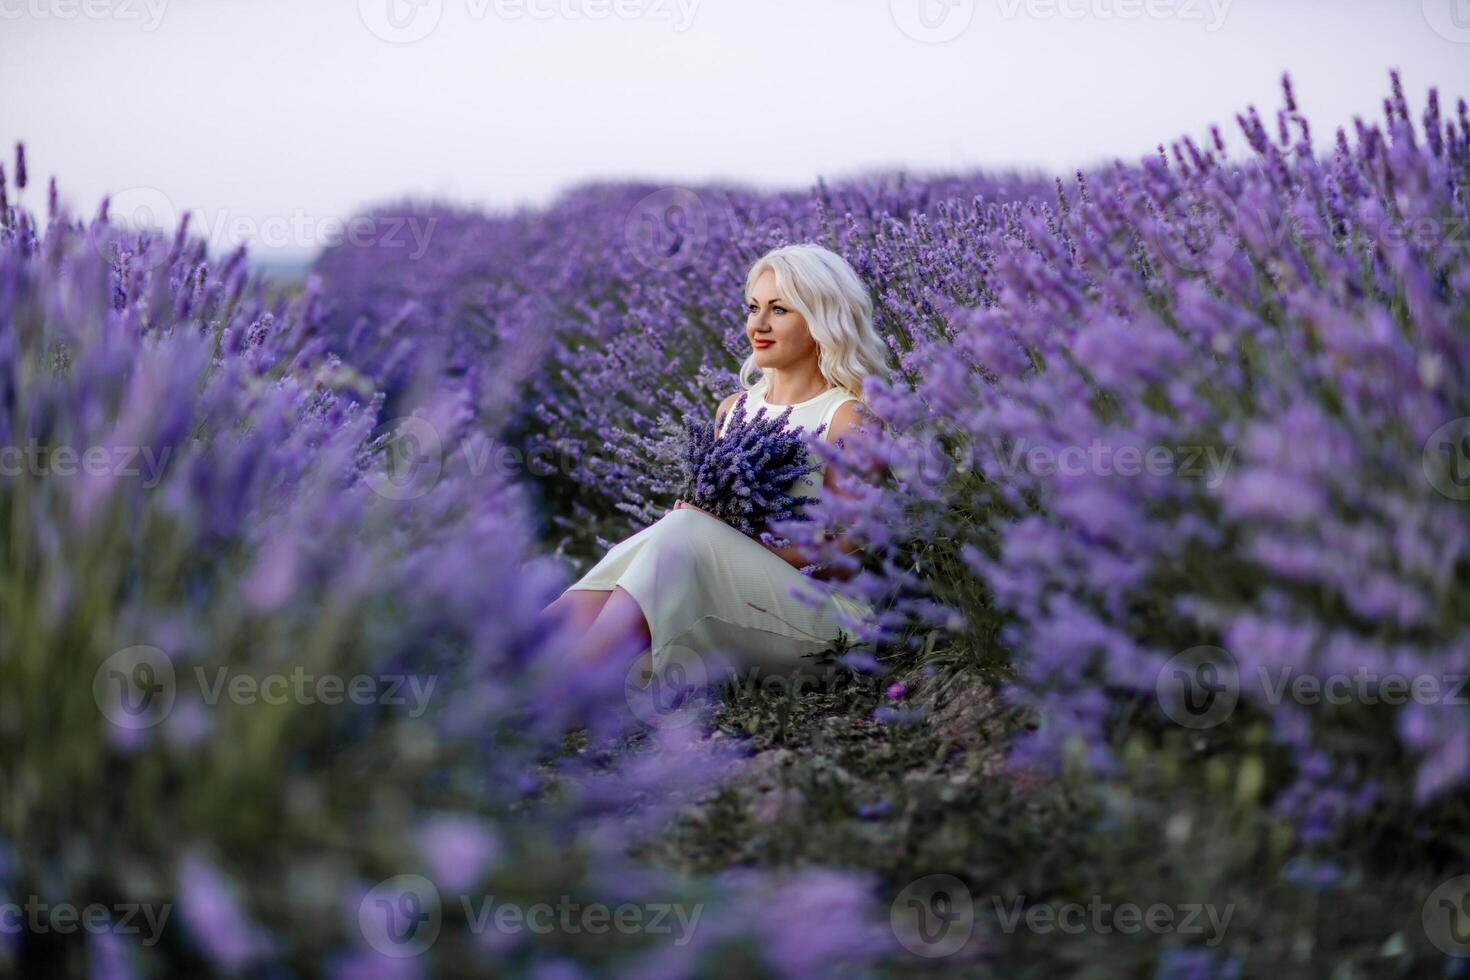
660, 507, 706, 531
651, 509, 708, 561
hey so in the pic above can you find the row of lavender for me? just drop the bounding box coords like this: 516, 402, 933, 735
0, 160, 894, 976
311, 171, 1052, 579
843, 70, 1470, 826
318, 71, 1470, 870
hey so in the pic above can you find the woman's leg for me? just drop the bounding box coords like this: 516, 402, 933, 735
540, 588, 611, 634
580, 586, 653, 664
540, 586, 651, 665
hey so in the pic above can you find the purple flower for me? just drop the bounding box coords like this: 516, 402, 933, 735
417, 814, 501, 893
837, 651, 883, 675
1154, 947, 1241, 980
1281, 856, 1343, 891
676, 391, 825, 540
88, 932, 139, 980
178, 852, 274, 973
873, 705, 924, 726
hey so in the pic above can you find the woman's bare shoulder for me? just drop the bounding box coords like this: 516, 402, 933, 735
715, 390, 743, 422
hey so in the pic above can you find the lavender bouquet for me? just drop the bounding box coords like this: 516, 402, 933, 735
679, 392, 826, 541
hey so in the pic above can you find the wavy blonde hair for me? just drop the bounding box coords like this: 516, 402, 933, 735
738, 243, 892, 401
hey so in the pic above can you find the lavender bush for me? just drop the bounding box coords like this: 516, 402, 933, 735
315, 67, 1470, 974
0, 152, 896, 979
14, 60, 1468, 977
312, 173, 1052, 566
677, 392, 824, 540
835, 69, 1470, 831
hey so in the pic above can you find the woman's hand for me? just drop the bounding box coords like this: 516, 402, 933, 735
759, 534, 822, 575
672, 499, 721, 520
673, 501, 840, 578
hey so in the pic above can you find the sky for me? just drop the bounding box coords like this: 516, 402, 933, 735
3, 0, 1468, 261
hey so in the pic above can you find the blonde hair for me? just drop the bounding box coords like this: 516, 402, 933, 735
738, 243, 892, 401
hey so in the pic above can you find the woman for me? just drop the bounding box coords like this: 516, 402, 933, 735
542, 243, 891, 687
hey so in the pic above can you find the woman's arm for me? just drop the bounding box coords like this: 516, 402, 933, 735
713, 391, 739, 439
762, 400, 883, 580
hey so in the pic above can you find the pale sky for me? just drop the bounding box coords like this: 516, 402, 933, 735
3, 0, 1468, 260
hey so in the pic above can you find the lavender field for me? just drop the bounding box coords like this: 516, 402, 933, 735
3, 69, 1470, 977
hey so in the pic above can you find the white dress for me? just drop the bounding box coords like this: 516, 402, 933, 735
563, 379, 875, 681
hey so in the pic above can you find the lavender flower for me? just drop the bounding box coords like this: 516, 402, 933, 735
4, 59, 1464, 977
0, 153, 895, 978
178, 852, 275, 972
677, 391, 825, 540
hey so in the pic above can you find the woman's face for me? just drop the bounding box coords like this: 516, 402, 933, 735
745, 269, 818, 371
